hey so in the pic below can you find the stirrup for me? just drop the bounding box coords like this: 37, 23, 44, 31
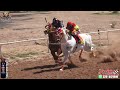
79, 39, 84, 44
78, 40, 81, 44
81, 42, 84, 44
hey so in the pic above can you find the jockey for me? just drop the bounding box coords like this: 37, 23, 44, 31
52, 17, 63, 29
66, 21, 84, 44
51, 18, 64, 34
45, 18, 63, 32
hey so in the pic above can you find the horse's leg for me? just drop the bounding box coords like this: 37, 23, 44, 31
51, 51, 58, 63
79, 49, 83, 60
91, 51, 96, 57
90, 46, 96, 57
57, 48, 62, 61
60, 51, 69, 71
68, 52, 74, 65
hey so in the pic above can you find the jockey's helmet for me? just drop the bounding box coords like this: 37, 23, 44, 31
52, 18, 59, 28
66, 22, 76, 31
52, 18, 58, 23
67, 22, 72, 27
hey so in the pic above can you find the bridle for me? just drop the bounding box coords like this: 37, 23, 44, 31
44, 21, 65, 42
57, 28, 69, 41
44, 24, 61, 42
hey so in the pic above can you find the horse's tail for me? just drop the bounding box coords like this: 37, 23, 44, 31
91, 43, 96, 51
87, 34, 93, 45
87, 34, 96, 51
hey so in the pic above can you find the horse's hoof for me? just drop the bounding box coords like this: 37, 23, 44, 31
93, 53, 96, 57
60, 69, 63, 71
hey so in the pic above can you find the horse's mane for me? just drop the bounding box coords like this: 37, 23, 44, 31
62, 27, 73, 40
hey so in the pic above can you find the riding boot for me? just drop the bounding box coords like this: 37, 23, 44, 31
78, 40, 81, 44
77, 36, 84, 44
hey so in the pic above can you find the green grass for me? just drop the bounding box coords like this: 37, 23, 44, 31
2, 51, 45, 60
15, 52, 39, 58
10, 56, 16, 59
9, 52, 39, 59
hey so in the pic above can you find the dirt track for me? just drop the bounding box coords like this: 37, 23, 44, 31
0, 11, 120, 79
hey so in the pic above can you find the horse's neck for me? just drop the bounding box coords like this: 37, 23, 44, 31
61, 28, 68, 42
48, 33, 56, 42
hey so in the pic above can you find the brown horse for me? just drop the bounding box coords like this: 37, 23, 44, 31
44, 24, 62, 64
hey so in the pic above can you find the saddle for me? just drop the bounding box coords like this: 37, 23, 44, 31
73, 35, 84, 44
67, 32, 84, 44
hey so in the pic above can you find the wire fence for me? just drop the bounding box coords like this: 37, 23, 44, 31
0, 29, 120, 59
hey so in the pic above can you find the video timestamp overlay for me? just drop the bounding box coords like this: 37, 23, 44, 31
0, 59, 8, 79
98, 69, 119, 79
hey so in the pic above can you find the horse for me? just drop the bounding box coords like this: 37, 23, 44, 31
44, 24, 62, 64
1, 11, 11, 20
57, 27, 96, 71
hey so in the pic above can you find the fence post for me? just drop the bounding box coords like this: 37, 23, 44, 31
98, 29, 101, 47
0, 45, 3, 60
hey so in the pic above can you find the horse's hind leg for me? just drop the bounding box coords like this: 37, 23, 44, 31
79, 49, 83, 59
68, 53, 74, 65
79, 49, 83, 60
90, 46, 96, 58
67, 53, 77, 68
90, 51, 96, 57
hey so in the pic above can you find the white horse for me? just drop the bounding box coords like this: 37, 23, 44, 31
58, 28, 96, 71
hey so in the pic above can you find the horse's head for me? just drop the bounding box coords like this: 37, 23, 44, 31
57, 27, 69, 41
44, 24, 62, 42
44, 20, 65, 42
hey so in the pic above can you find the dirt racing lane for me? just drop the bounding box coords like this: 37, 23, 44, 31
8, 46, 120, 79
